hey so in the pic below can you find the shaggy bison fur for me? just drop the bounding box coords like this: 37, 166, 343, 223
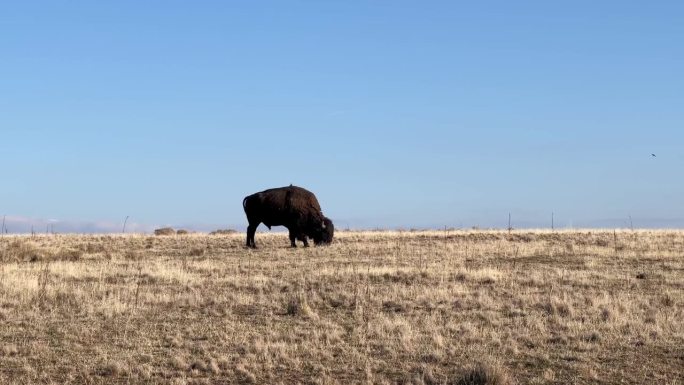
243, 185, 334, 248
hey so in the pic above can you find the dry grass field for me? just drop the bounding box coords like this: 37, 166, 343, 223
0, 230, 682, 384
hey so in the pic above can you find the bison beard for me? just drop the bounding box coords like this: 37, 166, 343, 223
243, 185, 334, 248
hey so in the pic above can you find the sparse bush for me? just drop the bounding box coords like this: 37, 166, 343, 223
55, 248, 83, 261
286, 293, 318, 319
189, 247, 205, 257
190, 360, 208, 372
0, 241, 84, 262
382, 300, 407, 313
583, 331, 601, 343
124, 250, 143, 261
235, 364, 257, 384
660, 293, 674, 307
154, 227, 175, 236
2, 344, 19, 356
209, 229, 237, 235
600, 308, 612, 322
208, 358, 220, 374
86, 242, 107, 253
96, 361, 127, 377
538, 300, 572, 318
170, 355, 188, 371
0, 240, 44, 262
176, 229, 189, 235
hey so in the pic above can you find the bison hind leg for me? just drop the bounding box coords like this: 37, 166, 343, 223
246, 223, 259, 248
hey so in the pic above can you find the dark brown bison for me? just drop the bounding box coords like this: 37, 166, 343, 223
243, 185, 334, 248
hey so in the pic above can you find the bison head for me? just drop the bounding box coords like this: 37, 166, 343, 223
312, 217, 334, 245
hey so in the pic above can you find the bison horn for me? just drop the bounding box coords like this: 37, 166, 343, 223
321, 221, 326, 229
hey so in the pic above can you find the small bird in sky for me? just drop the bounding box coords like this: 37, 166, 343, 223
651, 153, 657, 157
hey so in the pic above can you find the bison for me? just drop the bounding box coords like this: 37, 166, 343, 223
243, 185, 334, 248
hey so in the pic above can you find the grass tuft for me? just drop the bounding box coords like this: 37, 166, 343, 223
454, 361, 515, 385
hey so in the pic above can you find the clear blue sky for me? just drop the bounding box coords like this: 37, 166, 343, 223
2, 1, 683, 232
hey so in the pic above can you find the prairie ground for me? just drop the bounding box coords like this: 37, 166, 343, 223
0, 230, 682, 384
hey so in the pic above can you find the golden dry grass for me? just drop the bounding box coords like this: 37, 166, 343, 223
0, 230, 682, 384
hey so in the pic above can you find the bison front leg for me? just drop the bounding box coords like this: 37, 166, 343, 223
288, 230, 297, 248
297, 232, 310, 247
